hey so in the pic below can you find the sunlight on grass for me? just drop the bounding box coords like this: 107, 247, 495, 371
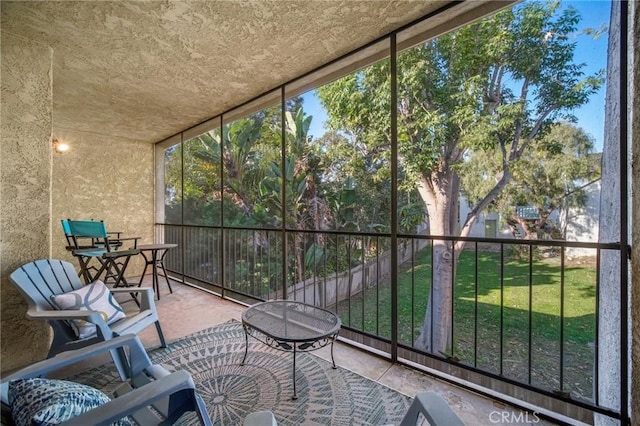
337, 245, 597, 400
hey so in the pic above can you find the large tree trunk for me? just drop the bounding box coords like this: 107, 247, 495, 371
414, 171, 457, 354
413, 165, 508, 354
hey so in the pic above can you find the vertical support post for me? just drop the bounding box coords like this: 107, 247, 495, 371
220, 117, 226, 298
474, 242, 479, 368
281, 88, 288, 300
527, 244, 533, 384
499, 243, 504, 376
560, 247, 566, 393
390, 34, 399, 362
180, 132, 186, 285
292, 344, 298, 400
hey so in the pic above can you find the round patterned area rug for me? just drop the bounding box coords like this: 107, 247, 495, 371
69, 320, 411, 425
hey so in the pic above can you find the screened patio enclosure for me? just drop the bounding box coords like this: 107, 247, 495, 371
152, 1, 632, 424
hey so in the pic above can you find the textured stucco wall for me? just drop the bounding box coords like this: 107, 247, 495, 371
1, 33, 155, 374
597, 3, 625, 423
598, 4, 638, 423
51, 129, 155, 277
0, 32, 54, 372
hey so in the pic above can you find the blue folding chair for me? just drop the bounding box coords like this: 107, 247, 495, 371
64, 219, 140, 287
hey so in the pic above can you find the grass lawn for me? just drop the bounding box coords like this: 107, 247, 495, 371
336, 244, 597, 401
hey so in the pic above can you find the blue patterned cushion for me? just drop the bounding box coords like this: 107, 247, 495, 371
8, 378, 131, 426
51, 280, 126, 338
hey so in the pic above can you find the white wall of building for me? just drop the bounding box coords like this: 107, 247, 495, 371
561, 180, 601, 258
458, 197, 515, 239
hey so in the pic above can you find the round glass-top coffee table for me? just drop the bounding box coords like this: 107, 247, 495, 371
241, 300, 341, 399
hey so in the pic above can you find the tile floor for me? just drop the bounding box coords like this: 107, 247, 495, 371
126, 277, 568, 426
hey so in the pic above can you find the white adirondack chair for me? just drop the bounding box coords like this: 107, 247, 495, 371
243, 391, 465, 426
0, 334, 212, 425
9, 259, 166, 379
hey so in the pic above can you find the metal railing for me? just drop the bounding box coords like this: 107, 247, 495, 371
156, 222, 624, 423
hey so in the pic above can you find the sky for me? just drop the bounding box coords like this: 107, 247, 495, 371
568, 0, 611, 152
302, 0, 611, 152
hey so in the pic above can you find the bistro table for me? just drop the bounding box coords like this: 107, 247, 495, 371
241, 300, 341, 399
137, 243, 177, 300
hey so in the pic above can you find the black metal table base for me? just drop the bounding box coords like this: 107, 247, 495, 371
241, 324, 338, 400
136, 244, 176, 300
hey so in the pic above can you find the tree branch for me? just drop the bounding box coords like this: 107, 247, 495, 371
443, 134, 462, 164
485, 64, 504, 114
488, 64, 504, 101
488, 65, 499, 98
509, 77, 530, 160
515, 104, 557, 158
459, 168, 512, 240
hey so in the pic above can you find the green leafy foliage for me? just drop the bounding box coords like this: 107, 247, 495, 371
461, 122, 599, 238
317, 0, 604, 353
317, 0, 603, 240
163, 2, 606, 327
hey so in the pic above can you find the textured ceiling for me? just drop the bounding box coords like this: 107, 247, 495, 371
2, 1, 454, 143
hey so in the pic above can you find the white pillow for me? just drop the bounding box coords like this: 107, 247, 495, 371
51, 280, 126, 338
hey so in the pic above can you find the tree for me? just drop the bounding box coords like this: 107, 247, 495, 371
260, 109, 328, 282
163, 141, 225, 225
317, 1, 603, 354
461, 122, 600, 240
176, 111, 281, 224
